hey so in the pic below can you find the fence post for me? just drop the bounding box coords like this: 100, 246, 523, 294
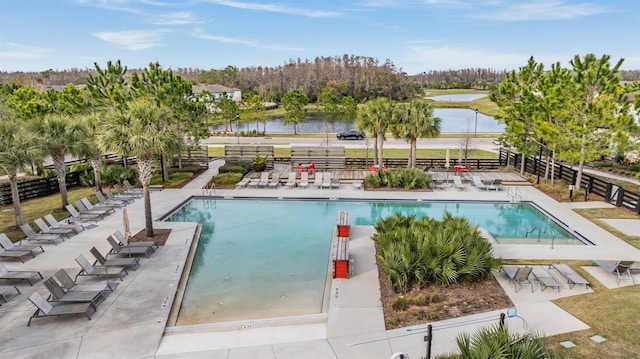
616, 188, 625, 207
604, 183, 612, 202
424, 324, 433, 359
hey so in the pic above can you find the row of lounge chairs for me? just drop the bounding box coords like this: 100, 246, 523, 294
236, 171, 341, 189
448, 175, 505, 191
501, 261, 640, 293
27, 231, 159, 326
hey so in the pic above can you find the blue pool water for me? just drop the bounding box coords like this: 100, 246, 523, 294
167, 199, 581, 325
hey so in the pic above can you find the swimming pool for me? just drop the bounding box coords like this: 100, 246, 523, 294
166, 199, 583, 326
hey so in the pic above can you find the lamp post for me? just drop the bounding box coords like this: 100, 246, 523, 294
235, 113, 240, 144
474, 109, 478, 136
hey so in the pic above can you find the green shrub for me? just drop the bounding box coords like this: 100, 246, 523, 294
79, 169, 95, 187
101, 165, 136, 186
412, 294, 429, 306
374, 212, 500, 291
391, 296, 409, 311
365, 168, 432, 190
219, 162, 252, 175
430, 292, 443, 303
213, 172, 243, 185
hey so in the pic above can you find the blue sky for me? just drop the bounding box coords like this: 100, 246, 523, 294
1, 0, 639, 74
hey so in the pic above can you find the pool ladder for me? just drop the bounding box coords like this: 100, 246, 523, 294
507, 187, 522, 202
526, 226, 556, 249
202, 182, 216, 196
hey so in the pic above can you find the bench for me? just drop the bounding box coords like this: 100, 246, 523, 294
331, 234, 350, 279
291, 146, 345, 170
337, 211, 350, 237
224, 145, 274, 170
549, 264, 590, 289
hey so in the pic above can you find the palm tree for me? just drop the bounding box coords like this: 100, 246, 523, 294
356, 97, 397, 168
80, 112, 105, 191
30, 113, 91, 209
97, 98, 182, 237
392, 99, 441, 168
0, 117, 43, 227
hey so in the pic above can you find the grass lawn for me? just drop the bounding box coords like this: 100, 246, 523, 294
207, 146, 498, 160
0, 187, 96, 242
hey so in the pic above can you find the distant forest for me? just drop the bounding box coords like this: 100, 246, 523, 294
1, 54, 639, 102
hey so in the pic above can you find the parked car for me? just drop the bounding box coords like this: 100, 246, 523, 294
337, 130, 365, 140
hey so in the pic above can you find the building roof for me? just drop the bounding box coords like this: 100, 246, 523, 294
192, 84, 240, 94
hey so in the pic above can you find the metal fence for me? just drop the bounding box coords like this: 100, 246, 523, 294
499, 148, 640, 214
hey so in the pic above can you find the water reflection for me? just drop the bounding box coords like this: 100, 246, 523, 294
211, 108, 503, 134
427, 94, 488, 102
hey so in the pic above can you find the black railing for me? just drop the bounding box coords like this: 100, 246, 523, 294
0, 169, 91, 205
499, 148, 640, 214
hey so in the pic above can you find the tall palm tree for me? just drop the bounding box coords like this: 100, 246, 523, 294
80, 112, 105, 191
97, 98, 182, 237
0, 117, 43, 227
392, 99, 441, 168
356, 97, 396, 168
30, 113, 91, 209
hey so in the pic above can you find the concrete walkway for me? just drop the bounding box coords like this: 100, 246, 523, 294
1, 160, 638, 358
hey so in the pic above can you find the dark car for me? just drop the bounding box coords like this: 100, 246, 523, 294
337, 130, 365, 140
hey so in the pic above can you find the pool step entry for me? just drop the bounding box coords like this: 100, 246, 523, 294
507, 187, 522, 202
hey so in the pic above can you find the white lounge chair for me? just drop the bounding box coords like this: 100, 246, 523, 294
268, 172, 280, 189
313, 172, 323, 188
472, 176, 496, 191
298, 172, 309, 188
321, 172, 332, 188
453, 176, 471, 191
283, 172, 297, 188
257, 172, 271, 188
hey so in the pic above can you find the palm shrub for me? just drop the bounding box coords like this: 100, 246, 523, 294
374, 212, 500, 292
101, 165, 136, 186
365, 169, 432, 189
455, 324, 559, 359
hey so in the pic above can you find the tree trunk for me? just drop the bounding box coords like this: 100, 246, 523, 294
137, 155, 155, 238
90, 157, 102, 192
550, 150, 556, 185
161, 154, 169, 182
409, 137, 417, 168
9, 173, 24, 227
52, 153, 68, 210
520, 153, 525, 175
377, 130, 384, 168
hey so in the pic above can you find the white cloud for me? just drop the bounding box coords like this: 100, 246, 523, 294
149, 11, 199, 25
404, 44, 543, 72
94, 30, 166, 50
0, 42, 52, 59
479, 0, 608, 21
204, 0, 342, 18
191, 29, 308, 51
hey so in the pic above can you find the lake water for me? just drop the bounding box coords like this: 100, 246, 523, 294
212, 108, 503, 134
427, 94, 488, 102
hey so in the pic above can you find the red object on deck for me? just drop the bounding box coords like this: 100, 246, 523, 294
334, 260, 349, 278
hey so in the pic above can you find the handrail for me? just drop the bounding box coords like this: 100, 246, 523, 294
202, 182, 215, 196
525, 226, 556, 248
507, 187, 522, 202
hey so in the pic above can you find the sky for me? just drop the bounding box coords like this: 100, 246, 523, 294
0, 0, 639, 75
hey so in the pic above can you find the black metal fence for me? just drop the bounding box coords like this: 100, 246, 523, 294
499, 148, 640, 214
0, 169, 91, 206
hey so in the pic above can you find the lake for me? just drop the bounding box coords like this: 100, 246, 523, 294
213, 108, 503, 134
426, 93, 488, 102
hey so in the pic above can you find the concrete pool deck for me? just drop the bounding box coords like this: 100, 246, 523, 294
1, 160, 638, 358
